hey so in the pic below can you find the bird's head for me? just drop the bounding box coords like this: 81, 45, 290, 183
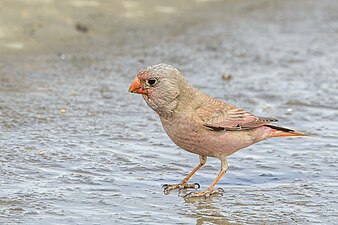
129, 64, 188, 115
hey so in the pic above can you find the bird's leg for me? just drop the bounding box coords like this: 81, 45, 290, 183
185, 156, 228, 198
163, 156, 207, 195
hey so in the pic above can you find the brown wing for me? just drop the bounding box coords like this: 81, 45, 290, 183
195, 95, 277, 131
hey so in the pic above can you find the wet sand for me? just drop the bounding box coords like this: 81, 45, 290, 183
1, 0, 337, 224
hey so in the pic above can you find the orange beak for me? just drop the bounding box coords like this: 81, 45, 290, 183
128, 77, 147, 94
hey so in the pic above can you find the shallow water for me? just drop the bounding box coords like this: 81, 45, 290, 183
1, 0, 337, 224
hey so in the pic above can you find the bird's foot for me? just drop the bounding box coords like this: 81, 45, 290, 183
184, 188, 224, 198
162, 183, 200, 195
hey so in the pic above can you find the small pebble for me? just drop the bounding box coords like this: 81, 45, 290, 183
75, 23, 88, 33
222, 73, 232, 80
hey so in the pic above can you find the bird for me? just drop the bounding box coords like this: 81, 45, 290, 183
128, 64, 306, 198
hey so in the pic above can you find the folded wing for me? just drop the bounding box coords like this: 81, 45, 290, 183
195, 96, 277, 131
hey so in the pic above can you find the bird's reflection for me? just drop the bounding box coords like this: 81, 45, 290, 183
178, 196, 235, 225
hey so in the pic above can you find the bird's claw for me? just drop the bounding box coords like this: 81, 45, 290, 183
184, 188, 224, 199
162, 182, 200, 195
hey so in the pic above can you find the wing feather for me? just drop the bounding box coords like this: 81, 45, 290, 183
195, 95, 277, 131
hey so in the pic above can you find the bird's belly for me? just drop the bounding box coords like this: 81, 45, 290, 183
161, 117, 266, 158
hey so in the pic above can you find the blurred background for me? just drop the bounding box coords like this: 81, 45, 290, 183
1, 0, 337, 224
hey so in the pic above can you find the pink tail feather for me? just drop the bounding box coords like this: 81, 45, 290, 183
265, 125, 307, 137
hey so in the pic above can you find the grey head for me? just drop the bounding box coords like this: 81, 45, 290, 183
134, 64, 190, 115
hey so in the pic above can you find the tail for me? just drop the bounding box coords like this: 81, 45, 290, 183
265, 125, 307, 137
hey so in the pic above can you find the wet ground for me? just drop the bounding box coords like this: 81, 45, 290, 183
1, 0, 338, 224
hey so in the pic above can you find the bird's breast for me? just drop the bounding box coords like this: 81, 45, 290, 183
160, 113, 219, 156
160, 114, 200, 148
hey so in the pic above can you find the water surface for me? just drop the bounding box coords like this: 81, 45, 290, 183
1, 0, 337, 224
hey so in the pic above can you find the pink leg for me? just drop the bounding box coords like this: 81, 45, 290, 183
185, 156, 228, 198
163, 156, 207, 195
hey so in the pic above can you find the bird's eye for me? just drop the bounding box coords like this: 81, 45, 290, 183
147, 78, 157, 86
